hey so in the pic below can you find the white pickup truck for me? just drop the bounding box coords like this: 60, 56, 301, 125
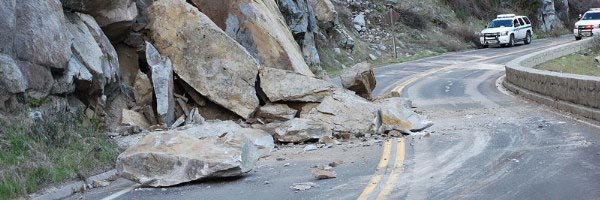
574, 8, 600, 40
480, 14, 533, 47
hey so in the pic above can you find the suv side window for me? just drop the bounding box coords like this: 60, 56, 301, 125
518, 18, 525, 26
513, 19, 520, 27
523, 17, 531, 25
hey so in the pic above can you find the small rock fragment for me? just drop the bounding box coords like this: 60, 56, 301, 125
311, 168, 336, 179
304, 144, 318, 151
291, 182, 318, 191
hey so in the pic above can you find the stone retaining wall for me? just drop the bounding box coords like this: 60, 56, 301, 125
504, 37, 600, 121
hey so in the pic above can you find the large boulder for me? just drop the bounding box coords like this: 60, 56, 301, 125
61, 0, 138, 41
145, 42, 175, 126
0, 0, 16, 55
15, 0, 71, 70
147, 0, 260, 119
116, 131, 260, 187
259, 67, 336, 102
180, 121, 275, 157
133, 71, 153, 106
77, 13, 120, 84
377, 98, 433, 133
190, 0, 315, 76
538, 0, 564, 32
340, 62, 376, 100
0, 54, 28, 94
263, 118, 332, 143
301, 90, 381, 136
18, 61, 54, 99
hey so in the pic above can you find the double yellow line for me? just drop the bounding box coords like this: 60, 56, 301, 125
357, 138, 405, 200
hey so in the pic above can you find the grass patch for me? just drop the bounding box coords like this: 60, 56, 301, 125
0, 112, 118, 199
535, 50, 600, 76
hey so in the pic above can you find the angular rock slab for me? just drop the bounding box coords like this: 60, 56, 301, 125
189, 0, 314, 76
0, 54, 27, 94
259, 67, 335, 102
256, 104, 298, 123
377, 97, 433, 133
116, 131, 259, 187
147, 0, 259, 119
302, 90, 381, 136
307, 0, 338, 29
340, 62, 376, 100
146, 42, 175, 126
264, 118, 332, 143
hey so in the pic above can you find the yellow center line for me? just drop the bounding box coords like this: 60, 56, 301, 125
357, 139, 393, 200
375, 138, 405, 200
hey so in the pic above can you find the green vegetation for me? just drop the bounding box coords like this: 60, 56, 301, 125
535, 50, 600, 76
0, 112, 118, 199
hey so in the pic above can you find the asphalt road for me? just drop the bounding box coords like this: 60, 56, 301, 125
68, 36, 600, 200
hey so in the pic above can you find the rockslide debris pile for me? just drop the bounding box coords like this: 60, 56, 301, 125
0, 0, 431, 187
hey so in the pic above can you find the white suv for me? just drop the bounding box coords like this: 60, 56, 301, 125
480, 14, 533, 47
574, 8, 600, 40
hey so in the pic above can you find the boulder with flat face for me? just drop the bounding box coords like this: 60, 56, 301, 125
0, 54, 28, 94
376, 97, 433, 133
189, 0, 314, 76
116, 131, 260, 187
301, 90, 381, 136
340, 62, 376, 100
147, 0, 260, 119
259, 67, 336, 103
263, 118, 332, 143
307, 0, 338, 30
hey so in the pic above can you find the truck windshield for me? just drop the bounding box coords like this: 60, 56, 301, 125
582, 12, 600, 20
489, 19, 513, 28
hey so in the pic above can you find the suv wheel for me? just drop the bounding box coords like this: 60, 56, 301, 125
508, 34, 515, 47
575, 36, 582, 41
524, 32, 532, 45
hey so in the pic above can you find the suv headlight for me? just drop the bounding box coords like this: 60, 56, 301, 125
500, 31, 509, 36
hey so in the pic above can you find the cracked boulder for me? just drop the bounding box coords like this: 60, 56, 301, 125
61, 0, 138, 41
262, 118, 332, 143
301, 90, 381, 136
340, 62, 376, 100
147, 0, 260, 119
116, 130, 260, 187
189, 0, 314, 76
259, 67, 335, 103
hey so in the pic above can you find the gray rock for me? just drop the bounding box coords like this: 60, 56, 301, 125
264, 118, 332, 143
15, 0, 71, 70
278, 0, 323, 76
65, 12, 107, 96
377, 97, 433, 133
332, 27, 355, 50
353, 13, 366, 33
304, 144, 318, 151
18, 61, 54, 99
259, 67, 336, 102
307, 0, 338, 30
538, 0, 563, 32
147, 0, 260, 119
291, 182, 318, 191
116, 131, 260, 187
0, 0, 16, 55
340, 62, 376, 100
145, 42, 175, 126
0, 54, 28, 94
256, 104, 298, 123
302, 90, 381, 136
77, 13, 120, 84
61, 0, 138, 41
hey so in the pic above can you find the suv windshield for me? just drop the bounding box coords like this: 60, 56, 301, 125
582, 12, 600, 20
489, 19, 513, 28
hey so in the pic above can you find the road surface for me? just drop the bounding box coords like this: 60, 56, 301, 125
68, 36, 600, 200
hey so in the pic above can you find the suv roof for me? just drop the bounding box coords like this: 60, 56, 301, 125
496, 14, 528, 19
